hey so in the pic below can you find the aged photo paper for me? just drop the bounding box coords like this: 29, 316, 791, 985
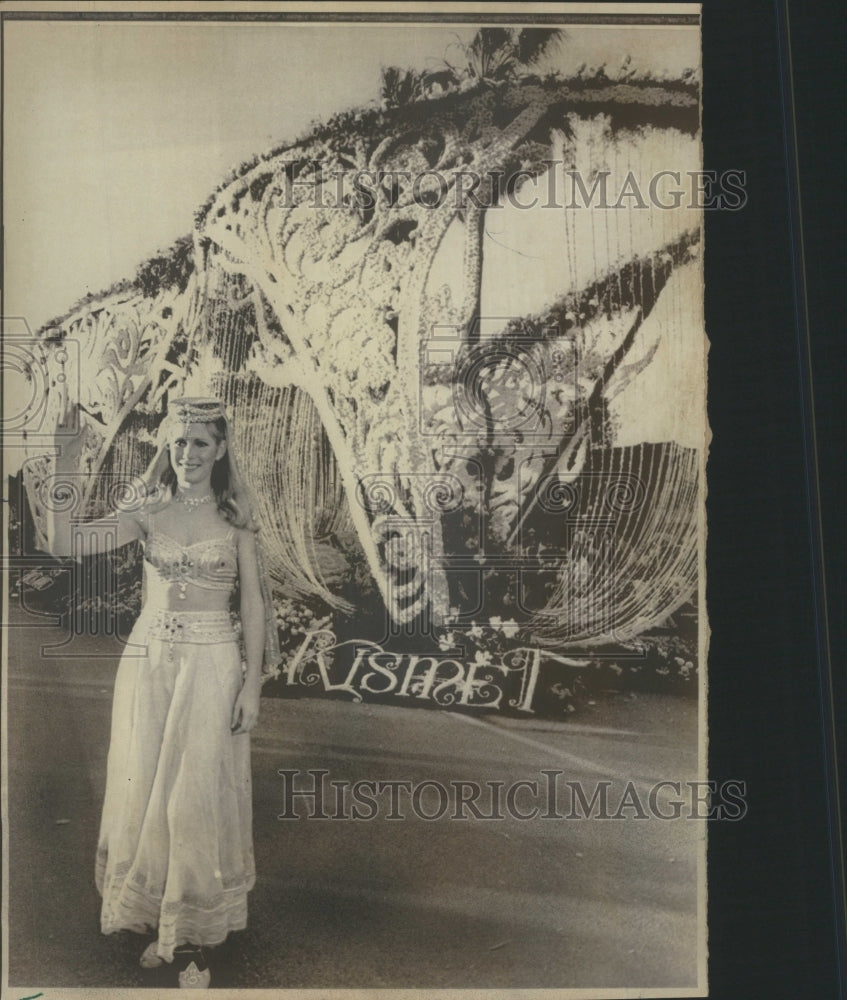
2, 2, 710, 997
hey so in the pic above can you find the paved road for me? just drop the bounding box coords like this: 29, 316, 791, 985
5, 606, 704, 991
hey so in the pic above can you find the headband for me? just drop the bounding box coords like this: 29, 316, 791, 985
167, 396, 227, 423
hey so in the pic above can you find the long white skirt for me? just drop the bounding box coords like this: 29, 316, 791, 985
95, 608, 254, 963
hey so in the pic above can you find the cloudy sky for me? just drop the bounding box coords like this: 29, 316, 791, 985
4, 15, 699, 333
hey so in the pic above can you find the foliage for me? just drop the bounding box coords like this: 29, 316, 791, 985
585, 632, 698, 696
517, 28, 566, 66
274, 595, 332, 644
380, 66, 426, 108
261, 595, 334, 692
441, 27, 567, 89
135, 233, 195, 297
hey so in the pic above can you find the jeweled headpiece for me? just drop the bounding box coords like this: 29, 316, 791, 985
167, 396, 227, 423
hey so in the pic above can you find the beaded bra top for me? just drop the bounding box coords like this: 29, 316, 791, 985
143, 513, 238, 598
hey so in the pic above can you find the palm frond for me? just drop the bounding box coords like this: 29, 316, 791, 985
516, 28, 567, 66
464, 28, 517, 83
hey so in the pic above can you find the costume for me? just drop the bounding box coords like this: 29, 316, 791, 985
94, 398, 279, 963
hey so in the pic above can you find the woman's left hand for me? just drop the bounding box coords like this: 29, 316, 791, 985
231, 677, 261, 734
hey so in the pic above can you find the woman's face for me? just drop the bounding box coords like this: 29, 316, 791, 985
168, 421, 226, 490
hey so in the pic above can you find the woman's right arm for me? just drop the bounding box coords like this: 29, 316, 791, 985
45, 404, 146, 559
46, 504, 145, 560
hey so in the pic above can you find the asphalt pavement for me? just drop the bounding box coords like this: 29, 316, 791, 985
5, 603, 704, 992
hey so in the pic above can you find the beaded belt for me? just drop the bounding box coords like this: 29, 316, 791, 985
143, 609, 240, 658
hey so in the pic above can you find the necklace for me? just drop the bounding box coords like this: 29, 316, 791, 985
174, 492, 214, 511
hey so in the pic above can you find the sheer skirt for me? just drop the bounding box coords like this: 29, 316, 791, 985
95, 608, 254, 963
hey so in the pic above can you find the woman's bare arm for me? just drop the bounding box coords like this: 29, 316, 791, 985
44, 402, 145, 559
46, 506, 145, 560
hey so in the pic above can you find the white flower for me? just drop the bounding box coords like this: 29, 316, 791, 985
467, 622, 484, 640
473, 650, 493, 667
497, 618, 520, 638
438, 631, 456, 652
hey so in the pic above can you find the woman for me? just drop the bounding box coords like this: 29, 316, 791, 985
46, 396, 279, 988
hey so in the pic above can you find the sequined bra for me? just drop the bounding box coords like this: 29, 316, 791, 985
143, 515, 238, 598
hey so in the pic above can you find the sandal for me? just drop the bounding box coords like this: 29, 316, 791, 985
178, 960, 211, 988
